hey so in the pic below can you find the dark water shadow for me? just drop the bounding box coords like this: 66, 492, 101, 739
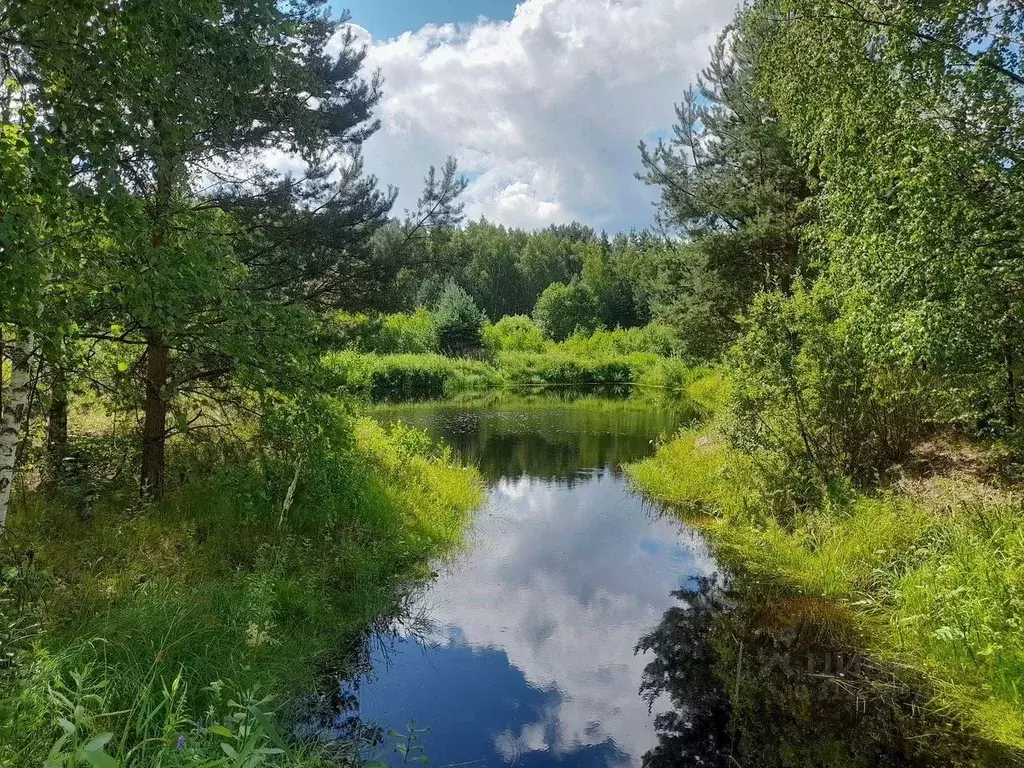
638, 570, 1021, 768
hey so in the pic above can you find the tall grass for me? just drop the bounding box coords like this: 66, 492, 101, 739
326, 350, 706, 402
0, 413, 484, 766
627, 420, 1024, 749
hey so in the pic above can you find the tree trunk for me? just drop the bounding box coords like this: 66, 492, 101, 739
0, 326, 6, 421
140, 332, 170, 500
47, 367, 69, 465
1005, 337, 1017, 429
0, 331, 38, 535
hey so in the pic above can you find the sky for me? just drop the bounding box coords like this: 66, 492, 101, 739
325, 0, 733, 233
337, 0, 522, 41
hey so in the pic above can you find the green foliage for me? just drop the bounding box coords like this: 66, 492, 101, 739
333, 309, 440, 355
431, 282, 486, 356
533, 281, 600, 342
482, 316, 547, 354
639, 21, 808, 359
556, 324, 682, 358
327, 352, 499, 401
0, 410, 483, 765
749, 0, 1024, 432
727, 282, 930, 507
629, 426, 1024, 748
495, 352, 643, 387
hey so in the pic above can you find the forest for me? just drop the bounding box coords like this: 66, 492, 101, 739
1, 0, 1024, 765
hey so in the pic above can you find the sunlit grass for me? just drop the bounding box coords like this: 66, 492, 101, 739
324, 350, 709, 401
627, 421, 1024, 750
0, 415, 484, 766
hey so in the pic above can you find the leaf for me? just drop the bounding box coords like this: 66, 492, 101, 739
246, 703, 288, 750
208, 724, 234, 738
82, 734, 114, 752
221, 742, 239, 759
80, 749, 120, 768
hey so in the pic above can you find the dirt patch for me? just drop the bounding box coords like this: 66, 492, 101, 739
892, 436, 1022, 510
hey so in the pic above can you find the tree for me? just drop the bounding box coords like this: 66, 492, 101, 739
432, 281, 485, 357
23, 0, 389, 498
750, 0, 1024, 430
639, 20, 809, 359
533, 280, 600, 342
0, 32, 89, 531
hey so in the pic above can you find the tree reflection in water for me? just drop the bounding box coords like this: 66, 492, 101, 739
637, 575, 1020, 768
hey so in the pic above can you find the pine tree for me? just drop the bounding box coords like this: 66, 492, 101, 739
639, 20, 809, 359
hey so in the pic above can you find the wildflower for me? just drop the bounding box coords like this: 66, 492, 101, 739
176, 735, 186, 752
246, 621, 277, 646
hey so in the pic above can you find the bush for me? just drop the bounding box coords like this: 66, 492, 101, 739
727, 283, 930, 507
432, 282, 486, 356
533, 280, 600, 342
482, 315, 547, 353
330, 309, 438, 354
557, 323, 682, 358
327, 352, 499, 401
496, 351, 651, 386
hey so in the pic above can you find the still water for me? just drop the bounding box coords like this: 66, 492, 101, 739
345, 390, 1013, 768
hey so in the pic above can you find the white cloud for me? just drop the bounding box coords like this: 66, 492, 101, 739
355, 0, 733, 231
408, 474, 718, 764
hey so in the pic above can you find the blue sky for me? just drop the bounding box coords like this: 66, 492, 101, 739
335, 0, 521, 40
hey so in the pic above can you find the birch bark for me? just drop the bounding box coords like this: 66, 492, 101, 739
0, 330, 38, 534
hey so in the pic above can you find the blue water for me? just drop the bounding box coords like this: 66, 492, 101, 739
342, 393, 1012, 768
354, 396, 714, 767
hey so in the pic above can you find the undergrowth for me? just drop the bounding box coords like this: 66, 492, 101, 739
0, 410, 483, 767
325, 351, 711, 402
627, 412, 1024, 750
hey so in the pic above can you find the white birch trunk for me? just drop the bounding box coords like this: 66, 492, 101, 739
0, 330, 37, 535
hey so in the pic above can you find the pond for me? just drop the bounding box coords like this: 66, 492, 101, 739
339, 389, 1011, 768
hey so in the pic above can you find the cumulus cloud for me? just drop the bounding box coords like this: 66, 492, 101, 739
355, 0, 732, 232
410, 474, 718, 763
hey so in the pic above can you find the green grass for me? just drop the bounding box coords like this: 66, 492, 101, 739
325, 350, 709, 402
0, 415, 484, 767
627, 420, 1024, 750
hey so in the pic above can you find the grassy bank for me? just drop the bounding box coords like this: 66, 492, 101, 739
627, 404, 1024, 750
0, 413, 483, 766
325, 350, 701, 402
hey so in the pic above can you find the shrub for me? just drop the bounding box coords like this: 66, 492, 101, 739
326, 352, 499, 401
330, 309, 438, 354
482, 315, 547, 353
533, 280, 600, 342
432, 281, 486, 356
557, 323, 682, 358
496, 351, 650, 386
375, 308, 439, 353
726, 282, 930, 507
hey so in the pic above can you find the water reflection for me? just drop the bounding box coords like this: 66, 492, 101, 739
355, 391, 711, 767
372, 388, 689, 483
638, 574, 1020, 767
342, 391, 1015, 768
